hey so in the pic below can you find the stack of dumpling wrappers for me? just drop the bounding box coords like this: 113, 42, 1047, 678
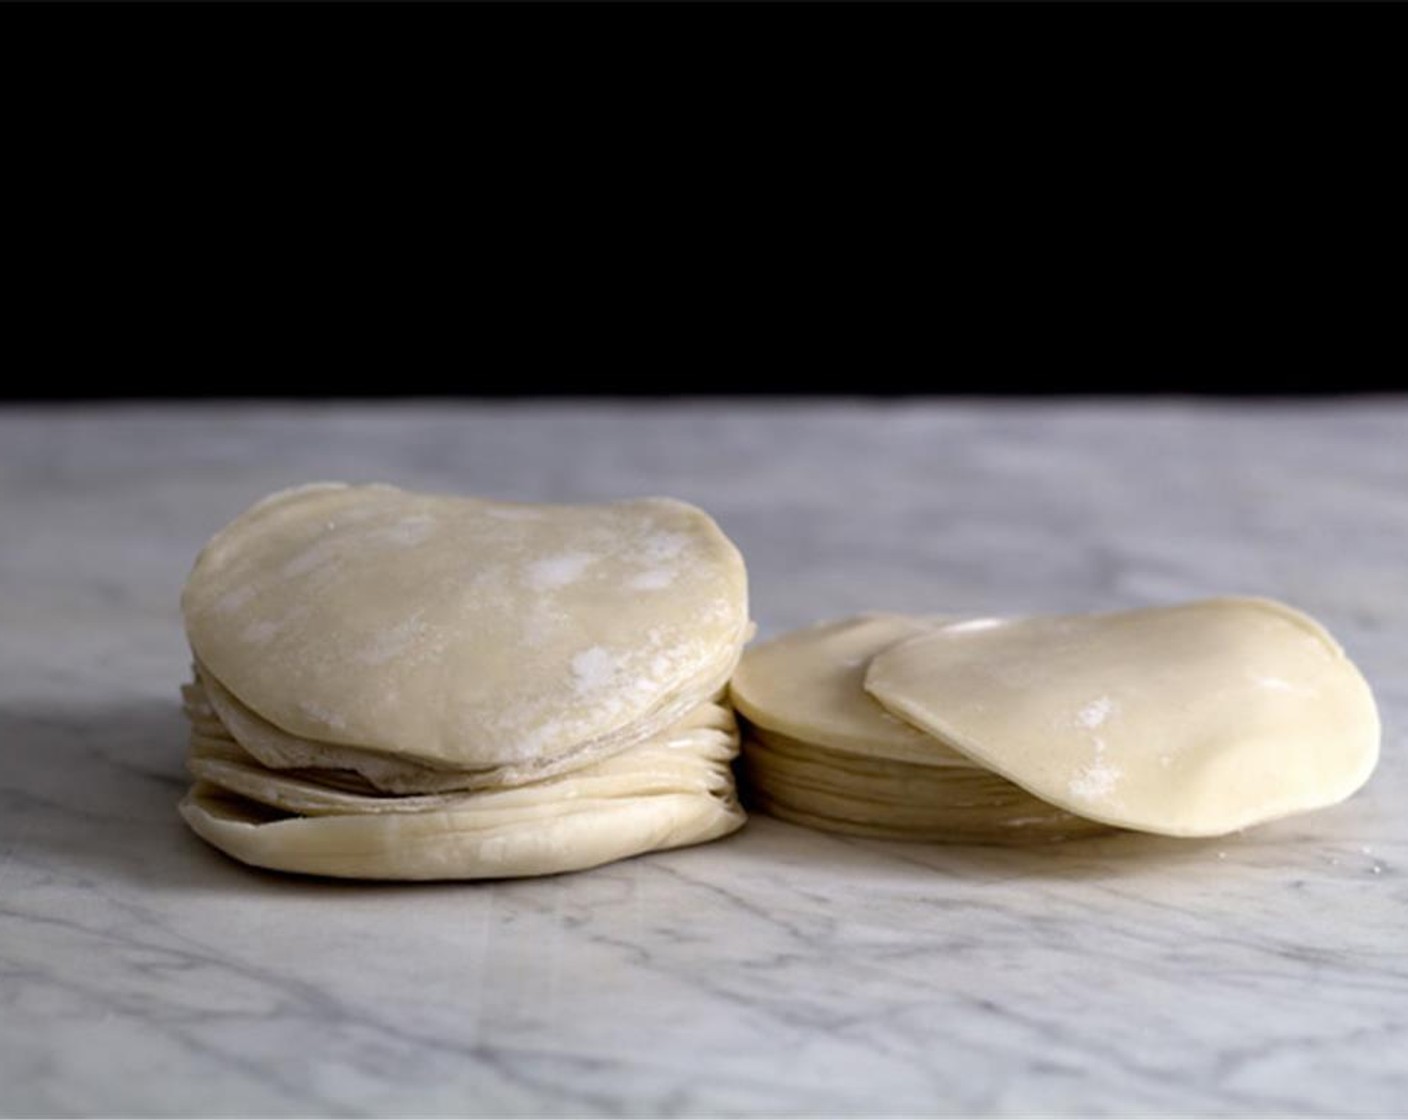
179, 482, 1381, 880
179, 483, 751, 880
731, 603, 1380, 843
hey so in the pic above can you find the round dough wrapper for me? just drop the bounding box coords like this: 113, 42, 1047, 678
182, 483, 750, 770
193, 665, 731, 795
746, 788, 1094, 846
865, 597, 1381, 837
186, 699, 741, 818
729, 614, 975, 766
739, 729, 1106, 844
181, 781, 745, 881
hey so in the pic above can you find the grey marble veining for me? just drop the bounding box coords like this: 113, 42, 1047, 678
1, 399, 1405, 1118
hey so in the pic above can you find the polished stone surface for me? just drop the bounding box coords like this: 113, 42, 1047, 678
2, 400, 1404, 1117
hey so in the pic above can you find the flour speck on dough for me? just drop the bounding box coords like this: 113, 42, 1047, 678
629, 568, 675, 591
1069, 759, 1122, 802
571, 646, 620, 694
643, 531, 689, 562
1069, 733, 1121, 800
624, 532, 691, 591
1077, 696, 1115, 729
527, 551, 596, 591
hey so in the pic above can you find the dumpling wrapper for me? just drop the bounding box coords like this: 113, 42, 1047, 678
181, 781, 744, 881
729, 613, 1104, 843
181, 678, 746, 879
186, 698, 741, 818
191, 665, 685, 795
729, 614, 975, 766
182, 483, 750, 772
865, 597, 1380, 838
739, 727, 1106, 844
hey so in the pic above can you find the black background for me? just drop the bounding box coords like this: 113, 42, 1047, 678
5, 3, 1402, 402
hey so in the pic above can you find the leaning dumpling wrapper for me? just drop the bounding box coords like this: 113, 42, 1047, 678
865, 598, 1379, 838
178, 483, 751, 879
734, 598, 1378, 843
729, 613, 1109, 844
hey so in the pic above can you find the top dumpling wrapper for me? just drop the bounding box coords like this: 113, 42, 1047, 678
729, 613, 974, 766
182, 483, 750, 769
864, 598, 1380, 837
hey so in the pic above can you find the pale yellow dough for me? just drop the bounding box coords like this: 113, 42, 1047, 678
183, 483, 750, 770
181, 783, 743, 881
865, 597, 1380, 837
740, 728, 1105, 844
729, 614, 971, 766
179, 696, 744, 880
185, 684, 739, 817
730, 614, 1104, 843
178, 483, 751, 880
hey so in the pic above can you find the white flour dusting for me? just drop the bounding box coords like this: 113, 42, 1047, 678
571, 646, 620, 693
1069, 731, 1121, 801
1077, 696, 1115, 729
629, 568, 675, 591
1069, 759, 1122, 802
642, 531, 689, 562
527, 551, 595, 591
626, 532, 690, 590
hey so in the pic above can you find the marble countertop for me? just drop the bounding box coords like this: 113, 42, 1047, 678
2, 400, 1405, 1118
